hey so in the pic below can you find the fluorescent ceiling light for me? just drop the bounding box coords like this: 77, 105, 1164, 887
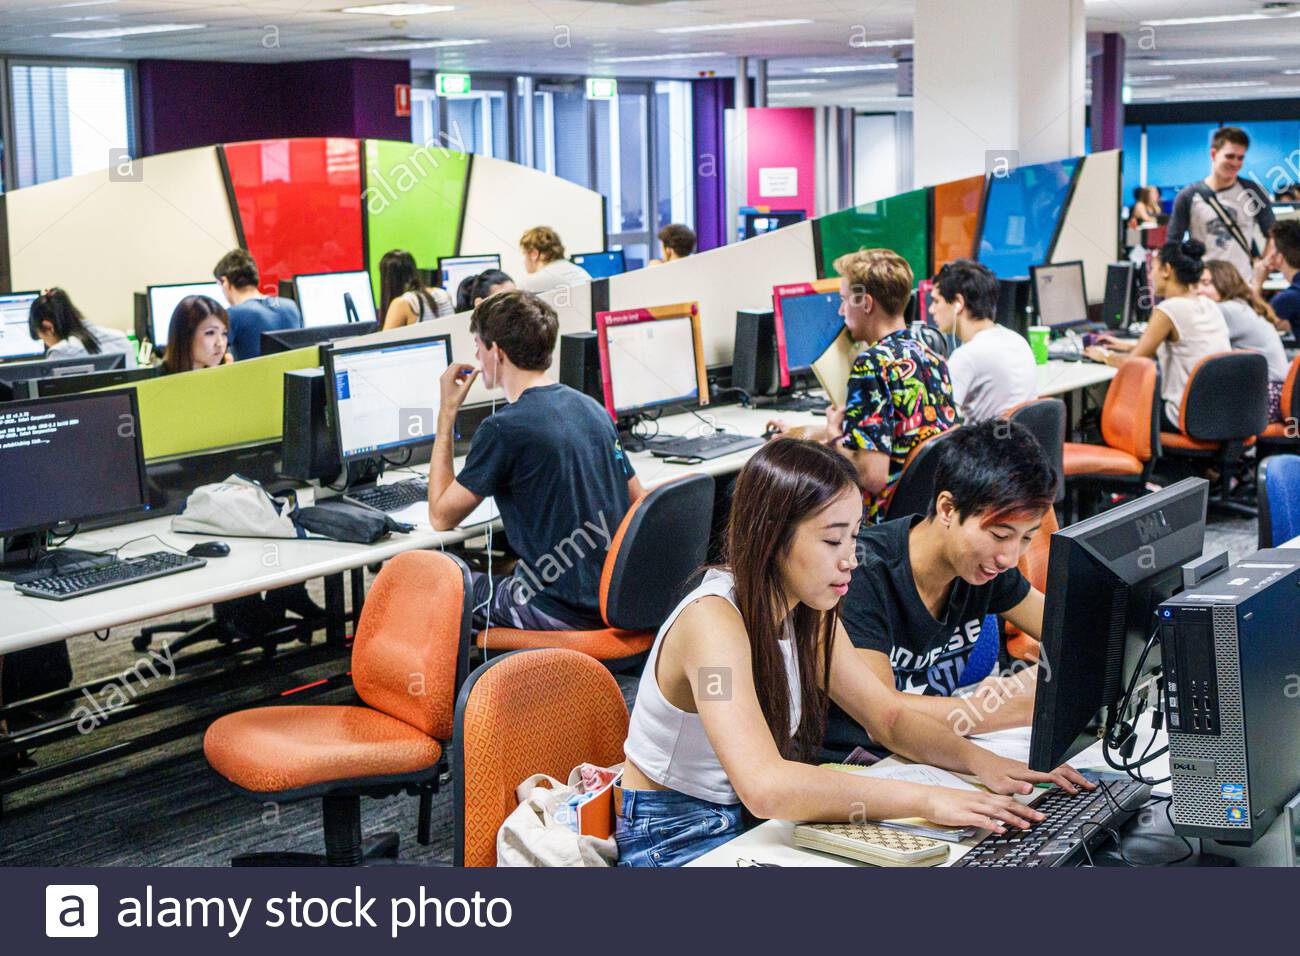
1175, 81, 1268, 90
657, 19, 811, 34
806, 63, 898, 73
768, 78, 828, 86
340, 3, 455, 14
50, 23, 205, 38
1152, 56, 1276, 66
54, 0, 119, 6
1125, 74, 1174, 83
1284, 69, 1300, 75
852, 38, 914, 47
1142, 12, 1300, 26
351, 38, 485, 51
595, 50, 724, 63
771, 92, 813, 98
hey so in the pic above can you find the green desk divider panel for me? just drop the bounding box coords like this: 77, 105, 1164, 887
364, 139, 471, 301
815, 187, 930, 286
120, 348, 321, 461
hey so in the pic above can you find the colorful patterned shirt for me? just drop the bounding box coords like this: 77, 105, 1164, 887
841, 327, 958, 523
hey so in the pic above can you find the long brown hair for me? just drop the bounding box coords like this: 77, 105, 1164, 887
164, 295, 228, 374
1204, 258, 1276, 322
378, 249, 435, 320
726, 439, 862, 762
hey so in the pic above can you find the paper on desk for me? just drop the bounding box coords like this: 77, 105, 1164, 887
968, 726, 1033, 763
811, 331, 859, 408
860, 763, 981, 792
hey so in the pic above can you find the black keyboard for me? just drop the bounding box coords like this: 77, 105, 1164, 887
769, 394, 831, 413
347, 478, 428, 513
649, 432, 765, 461
953, 777, 1151, 868
15, 551, 206, 601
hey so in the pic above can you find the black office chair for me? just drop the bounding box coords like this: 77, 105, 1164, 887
911, 322, 952, 359
884, 428, 961, 520
1007, 399, 1067, 504
134, 584, 325, 661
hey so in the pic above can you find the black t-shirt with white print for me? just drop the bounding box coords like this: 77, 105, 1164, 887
822, 515, 1029, 759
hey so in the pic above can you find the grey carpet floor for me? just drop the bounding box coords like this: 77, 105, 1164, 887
0, 513, 1263, 866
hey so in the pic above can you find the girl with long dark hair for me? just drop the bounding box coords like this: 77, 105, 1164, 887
378, 249, 453, 330
163, 295, 231, 374
617, 440, 1088, 867
28, 287, 132, 360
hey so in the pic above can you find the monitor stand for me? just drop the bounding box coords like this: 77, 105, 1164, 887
0, 534, 115, 583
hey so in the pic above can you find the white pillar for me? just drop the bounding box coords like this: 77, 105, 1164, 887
913, 0, 1086, 187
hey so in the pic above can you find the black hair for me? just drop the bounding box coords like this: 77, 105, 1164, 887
378, 249, 435, 321
928, 420, 1055, 525
1159, 238, 1207, 287
1271, 220, 1300, 270
455, 269, 514, 313
932, 258, 999, 320
28, 288, 100, 354
213, 248, 259, 289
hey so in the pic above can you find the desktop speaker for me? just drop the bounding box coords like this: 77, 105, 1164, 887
731, 309, 779, 398
1102, 263, 1135, 331
996, 278, 1032, 339
560, 331, 603, 404
281, 368, 341, 483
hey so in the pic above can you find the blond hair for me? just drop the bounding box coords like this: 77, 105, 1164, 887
519, 226, 565, 263
833, 248, 913, 317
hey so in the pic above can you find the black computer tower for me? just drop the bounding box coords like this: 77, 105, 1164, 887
281, 368, 340, 482
1102, 263, 1135, 330
560, 331, 603, 403
996, 278, 1032, 338
731, 309, 779, 398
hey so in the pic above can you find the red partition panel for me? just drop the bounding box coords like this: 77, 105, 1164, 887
932, 174, 985, 272
222, 138, 364, 294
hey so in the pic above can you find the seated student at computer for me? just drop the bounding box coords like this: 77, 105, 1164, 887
162, 296, 232, 374
1259, 220, 1300, 333
929, 259, 1037, 422
454, 269, 515, 313
1085, 240, 1230, 432
1198, 259, 1289, 421
516, 226, 591, 296
617, 438, 1088, 867
768, 249, 958, 524
378, 249, 454, 330
648, 223, 696, 266
425, 290, 642, 631
823, 420, 1057, 762
213, 248, 302, 360
27, 288, 133, 360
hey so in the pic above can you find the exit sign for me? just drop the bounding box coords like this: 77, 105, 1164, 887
436, 73, 472, 96
586, 77, 617, 99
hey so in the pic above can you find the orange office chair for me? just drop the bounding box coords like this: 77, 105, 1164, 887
203, 550, 472, 866
1160, 351, 1268, 517
882, 427, 961, 521
453, 648, 629, 867
1006, 399, 1067, 504
479, 474, 714, 664
1061, 357, 1161, 521
1003, 505, 1059, 663
1258, 351, 1300, 454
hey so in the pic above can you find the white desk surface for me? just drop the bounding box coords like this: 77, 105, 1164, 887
688, 728, 1171, 868
0, 361, 1117, 655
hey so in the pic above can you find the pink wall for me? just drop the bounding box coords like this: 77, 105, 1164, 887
744, 108, 817, 218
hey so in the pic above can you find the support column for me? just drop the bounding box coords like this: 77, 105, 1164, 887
1090, 32, 1126, 153
753, 59, 768, 108
913, 0, 1086, 186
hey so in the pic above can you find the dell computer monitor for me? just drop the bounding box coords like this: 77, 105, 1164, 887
572, 251, 627, 280
0, 291, 43, 362
0, 390, 150, 542
772, 279, 844, 387
1030, 261, 1089, 329
260, 321, 379, 357
1029, 477, 1210, 772
323, 333, 453, 462
595, 302, 707, 419
146, 281, 224, 349
294, 271, 378, 329
438, 255, 502, 298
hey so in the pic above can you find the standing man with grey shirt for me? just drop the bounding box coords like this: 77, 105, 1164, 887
1168, 126, 1275, 283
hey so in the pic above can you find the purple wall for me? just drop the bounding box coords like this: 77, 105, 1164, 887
138, 58, 411, 156
692, 78, 732, 253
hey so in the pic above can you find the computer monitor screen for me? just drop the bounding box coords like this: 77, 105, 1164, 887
572, 251, 627, 279
1029, 478, 1209, 771
438, 255, 502, 298
976, 158, 1081, 279
0, 390, 149, 537
324, 333, 453, 461
773, 279, 844, 386
742, 209, 805, 239
1031, 261, 1089, 328
146, 282, 225, 349
0, 353, 128, 400
294, 271, 377, 329
596, 302, 707, 419
260, 321, 379, 357
0, 292, 42, 361
18, 366, 156, 400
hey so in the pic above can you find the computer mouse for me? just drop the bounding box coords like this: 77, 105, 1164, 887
187, 541, 230, 558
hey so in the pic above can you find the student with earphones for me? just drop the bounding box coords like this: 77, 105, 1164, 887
425, 290, 643, 631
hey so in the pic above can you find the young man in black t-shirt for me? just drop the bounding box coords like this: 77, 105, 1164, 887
427, 290, 643, 631
824, 419, 1055, 759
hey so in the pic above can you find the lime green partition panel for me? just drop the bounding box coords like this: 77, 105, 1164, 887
124, 348, 320, 461
364, 139, 471, 300
815, 188, 930, 285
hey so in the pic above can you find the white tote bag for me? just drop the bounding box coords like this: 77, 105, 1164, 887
495, 768, 620, 867
171, 474, 303, 539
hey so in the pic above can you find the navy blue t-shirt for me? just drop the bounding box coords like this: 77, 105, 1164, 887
1270, 274, 1300, 329
227, 296, 303, 360
456, 384, 636, 627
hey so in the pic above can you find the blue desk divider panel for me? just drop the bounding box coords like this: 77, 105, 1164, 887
976, 158, 1082, 280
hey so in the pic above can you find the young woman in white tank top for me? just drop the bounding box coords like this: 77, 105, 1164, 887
1086, 239, 1232, 429
617, 440, 1091, 867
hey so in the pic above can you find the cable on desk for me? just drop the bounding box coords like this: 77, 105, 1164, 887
108, 534, 188, 560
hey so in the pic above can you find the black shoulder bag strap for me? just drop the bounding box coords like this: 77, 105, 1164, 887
1195, 182, 1260, 260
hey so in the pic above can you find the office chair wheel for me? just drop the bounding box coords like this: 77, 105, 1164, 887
131, 634, 151, 652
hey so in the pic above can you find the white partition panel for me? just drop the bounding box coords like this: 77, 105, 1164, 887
605, 220, 819, 367
4, 146, 240, 332
459, 155, 605, 281
1051, 149, 1122, 304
